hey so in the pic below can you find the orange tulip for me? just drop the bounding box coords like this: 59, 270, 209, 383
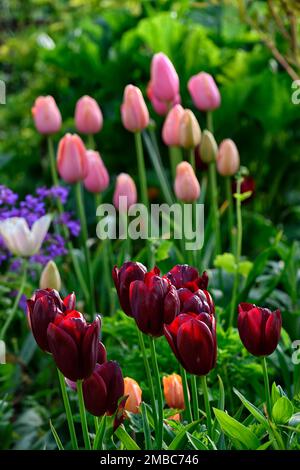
163, 373, 185, 410
124, 377, 142, 414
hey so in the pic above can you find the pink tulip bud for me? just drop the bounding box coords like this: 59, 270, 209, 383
162, 104, 185, 146
121, 85, 149, 132
179, 109, 201, 149
188, 72, 221, 111
57, 133, 88, 183
31, 96, 62, 135
83, 150, 109, 194
150, 53, 179, 103
217, 139, 240, 176
174, 161, 200, 202
147, 81, 181, 116
113, 173, 137, 211
75, 95, 103, 134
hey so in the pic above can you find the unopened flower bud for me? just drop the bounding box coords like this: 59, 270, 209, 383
40, 260, 61, 291
217, 139, 240, 176
179, 110, 201, 149
200, 130, 218, 163
174, 161, 200, 202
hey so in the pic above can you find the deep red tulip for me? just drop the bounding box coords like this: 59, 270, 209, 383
112, 262, 147, 317
166, 264, 209, 291
178, 288, 214, 315
129, 268, 180, 337
27, 289, 76, 352
47, 311, 100, 381
164, 312, 217, 376
83, 361, 124, 417
238, 303, 282, 356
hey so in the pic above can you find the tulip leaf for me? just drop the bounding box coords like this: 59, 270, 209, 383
288, 412, 300, 427
233, 190, 253, 202
168, 419, 201, 450
49, 420, 64, 450
187, 433, 209, 450
233, 388, 268, 427
115, 425, 141, 450
272, 397, 294, 424
93, 415, 106, 450
213, 408, 260, 449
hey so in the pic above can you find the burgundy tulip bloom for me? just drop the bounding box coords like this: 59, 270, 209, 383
112, 262, 147, 316
166, 264, 209, 291
178, 288, 214, 315
27, 289, 76, 352
238, 303, 282, 356
129, 269, 180, 337
83, 361, 124, 417
164, 312, 217, 376
47, 310, 100, 381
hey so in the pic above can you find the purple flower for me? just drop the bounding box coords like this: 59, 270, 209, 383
0, 186, 18, 206
58, 212, 81, 237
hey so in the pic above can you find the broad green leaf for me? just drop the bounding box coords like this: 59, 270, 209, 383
213, 408, 260, 449
214, 253, 235, 273
288, 412, 300, 427
233, 191, 253, 202
93, 415, 106, 450
49, 420, 64, 450
233, 388, 268, 427
238, 260, 253, 277
115, 426, 141, 450
187, 433, 209, 450
272, 397, 294, 424
257, 441, 272, 450
168, 420, 201, 450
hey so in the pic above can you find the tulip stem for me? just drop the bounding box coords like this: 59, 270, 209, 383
134, 131, 149, 208
149, 337, 163, 450
189, 149, 196, 173
229, 177, 242, 329
201, 375, 212, 438
169, 146, 182, 181
179, 365, 193, 422
225, 176, 235, 254
48, 136, 59, 186
77, 380, 91, 450
57, 369, 78, 450
88, 134, 95, 150
75, 182, 95, 316
191, 375, 199, 421
0, 261, 27, 341
262, 357, 272, 418
136, 327, 157, 437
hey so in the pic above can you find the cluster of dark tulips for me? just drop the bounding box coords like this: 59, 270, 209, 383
26, 262, 282, 449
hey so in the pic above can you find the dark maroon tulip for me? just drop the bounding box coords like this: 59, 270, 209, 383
178, 288, 214, 315
164, 312, 217, 376
27, 289, 76, 352
112, 262, 148, 316
47, 310, 100, 381
129, 269, 180, 337
238, 303, 282, 356
166, 264, 209, 291
83, 361, 124, 417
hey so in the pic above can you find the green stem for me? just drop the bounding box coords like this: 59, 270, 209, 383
206, 111, 214, 133
225, 176, 235, 254
141, 402, 152, 450
189, 148, 196, 172
103, 238, 114, 314
149, 336, 163, 449
208, 161, 221, 258
179, 365, 193, 422
87, 134, 95, 150
134, 131, 148, 208
57, 369, 78, 450
0, 261, 27, 340
228, 178, 242, 328
169, 146, 182, 181
191, 375, 199, 421
77, 380, 91, 450
201, 375, 212, 438
75, 182, 95, 316
48, 136, 59, 186
262, 357, 272, 418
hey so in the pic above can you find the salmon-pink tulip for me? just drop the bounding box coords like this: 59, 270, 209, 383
83, 150, 109, 194
57, 133, 88, 183
150, 53, 179, 103
163, 373, 185, 409
162, 104, 184, 146
75, 95, 103, 134
217, 139, 240, 176
32, 96, 62, 135
113, 173, 137, 211
121, 85, 149, 132
124, 377, 142, 414
174, 161, 200, 202
188, 72, 221, 111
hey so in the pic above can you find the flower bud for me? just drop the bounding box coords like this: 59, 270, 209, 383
83, 150, 109, 194
124, 377, 142, 414
163, 373, 185, 409
32, 96, 62, 135
40, 260, 61, 291
200, 130, 218, 163
147, 81, 181, 116
217, 139, 240, 176
113, 173, 137, 211
174, 161, 200, 202
75, 95, 103, 134
150, 53, 179, 103
162, 104, 184, 146
121, 85, 149, 132
188, 72, 221, 111
179, 109, 201, 149
57, 133, 88, 183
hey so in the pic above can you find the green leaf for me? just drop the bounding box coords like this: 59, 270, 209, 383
257, 441, 272, 450
187, 433, 209, 450
271, 382, 286, 406
155, 240, 173, 262
288, 412, 300, 427
213, 408, 260, 449
238, 260, 253, 277
115, 426, 141, 450
49, 420, 64, 450
233, 388, 268, 427
93, 415, 106, 450
272, 397, 294, 424
233, 190, 253, 202
168, 420, 201, 450
214, 253, 235, 273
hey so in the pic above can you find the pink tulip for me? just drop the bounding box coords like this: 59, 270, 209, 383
150, 53, 179, 103
174, 161, 200, 202
83, 150, 109, 193
57, 133, 88, 183
75, 95, 103, 134
113, 173, 137, 211
121, 85, 149, 132
217, 139, 240, 176
188, 72, 221, 111
162, 104, 185, 146
147, 81, 181, 116
32, 96, 62, 135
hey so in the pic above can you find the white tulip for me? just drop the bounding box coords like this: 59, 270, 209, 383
0, 215, 51, 257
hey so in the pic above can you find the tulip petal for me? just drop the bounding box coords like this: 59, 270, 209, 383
31, 214, 52, 254
81, 317, 100, 379
265, 309, 282, 355
97, 361, 124, 415
83, 368, 108, 416
47, 323, 80, 381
